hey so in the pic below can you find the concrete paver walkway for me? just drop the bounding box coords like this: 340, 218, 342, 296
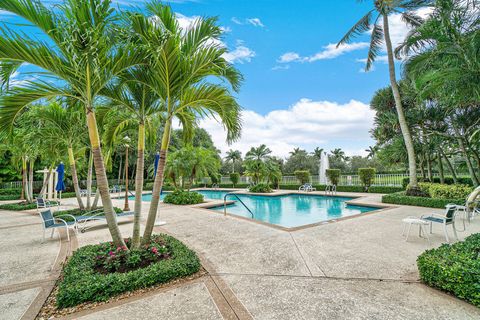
1, 191, 479, 319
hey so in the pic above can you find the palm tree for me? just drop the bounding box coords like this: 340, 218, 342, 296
330, 148, 347, 162
99, 70, 163, 249
289, 147, 307, 157
34, 102, 87, 209
135, 4, 243, 242
365, 146, 379, 159
0, 0, 141, 247
245, 144, 272, 162
338, 0, 430, 189
225, 149, 242, 173
311, 147, 324, 160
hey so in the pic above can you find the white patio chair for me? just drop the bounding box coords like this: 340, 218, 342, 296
39, 209, 77, 242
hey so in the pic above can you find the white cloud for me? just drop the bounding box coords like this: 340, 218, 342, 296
222, 44, 256, 64
231, 17, 265, 28
199, 99, 375, 158
278, 42, 369, 64
246, 18, 265, 28
271, 65, 290, 71
278, 52, 301, 63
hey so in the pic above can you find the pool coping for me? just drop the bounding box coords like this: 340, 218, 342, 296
189, 189, 398, 232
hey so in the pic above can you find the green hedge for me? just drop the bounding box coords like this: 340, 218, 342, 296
163, 190, 204, 205
382, 192, 464, 208
326, 169, 341, 186
418, 183, 473, 200
56, 234, 201, 308
53, 207, 123, 222
358, 168, 376, 188
0, 194, 21, 200
0, 188, 21, 195
417, 233, 480, 307
402, 176, 474, 188
0, 202, 37, 210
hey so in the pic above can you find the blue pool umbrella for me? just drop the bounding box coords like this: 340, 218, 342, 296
154, 152, 160, 177
56, 163, 66, 195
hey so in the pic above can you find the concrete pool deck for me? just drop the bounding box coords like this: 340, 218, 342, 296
1, 191, 479, 319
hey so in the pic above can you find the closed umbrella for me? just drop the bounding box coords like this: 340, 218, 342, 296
154, 152, 160, 178
56, 162, 66, 200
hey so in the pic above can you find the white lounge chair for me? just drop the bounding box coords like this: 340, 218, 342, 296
75, 209, 134, 233
299, 184, 316, 192
39, 209, 77, 242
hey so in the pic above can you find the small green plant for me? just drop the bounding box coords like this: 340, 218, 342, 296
417, 233, 480, 307
325, 169, 341, 186
358, 168, 376, 191
419, 183, 473, 199
229, 172, 240, 187
249, 183, 272, 193
382, 192, 464, 208
163, 190, 204, 205
294, 170, 310, 184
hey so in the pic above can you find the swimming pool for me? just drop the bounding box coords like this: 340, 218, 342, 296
210, 193, 378, 228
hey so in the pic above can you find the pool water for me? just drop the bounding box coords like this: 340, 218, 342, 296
210, 193, 377, 228
131, 190, 377, 228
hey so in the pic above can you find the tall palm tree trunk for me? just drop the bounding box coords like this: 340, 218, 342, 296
39, 166, 53, 198
86, 110, 125, 247
437, 151, 445, 184
92, 190, 100, 209
28, 159, 34, 202
21, 156, 27, 200
383, 14, 418, 189
68, 147, 85, 210
86, 151, 93, 210
132, 123, 145, 249
143, 119, 171, 243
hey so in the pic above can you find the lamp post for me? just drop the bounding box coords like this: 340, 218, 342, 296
123, 135, 131, 211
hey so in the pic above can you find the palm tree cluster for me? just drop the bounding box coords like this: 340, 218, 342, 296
243, 145, 282, 186
0, 0, 242, 248
370, 0, 480, 186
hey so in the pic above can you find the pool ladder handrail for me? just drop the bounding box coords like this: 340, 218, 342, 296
223, 193, 254, 218
325, 185, 337, 195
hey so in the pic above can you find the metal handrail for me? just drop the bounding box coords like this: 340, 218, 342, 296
223, 193, 254, 218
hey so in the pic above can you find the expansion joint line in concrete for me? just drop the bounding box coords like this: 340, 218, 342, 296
210, 272, 421, 284
288, 232, 321, 277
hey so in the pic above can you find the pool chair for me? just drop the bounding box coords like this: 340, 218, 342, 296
39, 209, 77, 242
299, 184, 316, 192
421, 205, 458, 243
80, 189, 96, 197
110, 185, 123, 193
36, 197, 59, 211
76, 209, 134, 233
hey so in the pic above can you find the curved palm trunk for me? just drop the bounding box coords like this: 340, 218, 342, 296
68, 147, 85, 210
454, 130, 479, 186
132, 124, 145, 249
437, 151, 445, 184
383, 15, 418, 188
143, 119, 171, 243
92, 190, 100, 209
439, 149, 457, 183
39, 166, 53, 198
86, 110, 125, 247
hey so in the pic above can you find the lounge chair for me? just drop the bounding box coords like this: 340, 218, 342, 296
80, 189, 96, 197
110, 185, 123, 193
421, 205, 458, 243
39, 209, 77, 242
75, 209, 134, 233
36, 197, 59, 211
299, 184, 316, 192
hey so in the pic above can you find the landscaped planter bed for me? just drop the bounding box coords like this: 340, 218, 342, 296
56, 234, 201, 308
382, 192, 464, 208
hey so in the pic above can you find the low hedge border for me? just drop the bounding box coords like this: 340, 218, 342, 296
56, 234, 201, 308
417, 233, 480, 307
382, 192, 464, 208
163, 190, 204, 205
0, 202, 38, 210
278, 184, 403, 194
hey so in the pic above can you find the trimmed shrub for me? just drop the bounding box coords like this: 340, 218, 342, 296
358, 168, 376, 190
0, 194, 21, 200
229, 173, 240, 187
417, 233, 480, 307
367, 186, 404, 194
249, 183, 272, 193
382, 192, 464, 208
56, 234, 201, 308
0, 188, 21, 195
294, 170, 311, 184
210, 173, 221, 185
325, 169, 341, 186
276, 184, 402, 194
0, 202, 37, 211
419, 183, 473, 200
163, 190, 204, 205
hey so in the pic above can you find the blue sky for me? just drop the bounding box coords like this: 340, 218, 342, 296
1, 0, 422, 158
